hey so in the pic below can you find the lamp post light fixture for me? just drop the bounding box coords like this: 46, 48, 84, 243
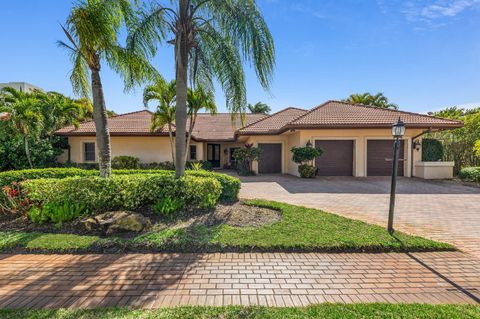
387, 118, 406, 233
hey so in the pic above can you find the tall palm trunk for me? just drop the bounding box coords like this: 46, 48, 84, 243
91, 69, 112, 178
174, 0, 188, 178
24, 136, 33, 169
167, 122, 175, 163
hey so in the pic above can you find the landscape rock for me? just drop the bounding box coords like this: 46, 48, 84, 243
82, 211, 151, 234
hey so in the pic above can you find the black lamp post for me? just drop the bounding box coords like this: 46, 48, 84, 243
387, 118, 406, 233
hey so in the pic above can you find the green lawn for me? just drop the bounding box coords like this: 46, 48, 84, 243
0, 200, 454, 253
0, 304, 478, 319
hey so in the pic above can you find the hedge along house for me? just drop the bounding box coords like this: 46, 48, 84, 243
55, 101, 462, 178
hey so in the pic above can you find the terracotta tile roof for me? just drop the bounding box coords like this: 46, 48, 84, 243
56, 101, 462, 140
286, 101, 463, 130
190, 113, 265, 141
237, 107, 308, 135
55, 110, 265, 141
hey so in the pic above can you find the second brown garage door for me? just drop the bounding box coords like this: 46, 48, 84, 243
367, 140, 405, 176
315, 140, 354, 176
258, 143, 282, 174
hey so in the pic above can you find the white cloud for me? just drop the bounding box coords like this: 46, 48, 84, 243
403, 0, 480, 21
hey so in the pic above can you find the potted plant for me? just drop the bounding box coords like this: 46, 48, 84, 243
291, 143, 323, 178
233, 144, 262, 176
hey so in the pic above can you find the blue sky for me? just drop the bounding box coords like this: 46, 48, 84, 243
0, 0, 479, 114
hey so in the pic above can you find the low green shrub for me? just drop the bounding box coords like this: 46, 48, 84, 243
0, 168, 97, 188
1, 168, 240, 202
28, 200, 88, 224
422, 138, 444, 161
139, 161, 175, 170
111, 156, 141, 169
298, 164, 317, 178
458, 167, 480, 183
187, 170, 240, 202
22, 174, 222, 213
153, 196, 185, 217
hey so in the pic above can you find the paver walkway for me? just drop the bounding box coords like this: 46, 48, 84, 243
0, 252, 478, 308
238, 175, 480, 258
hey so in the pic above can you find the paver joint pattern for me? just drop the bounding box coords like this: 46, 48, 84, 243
0, 252, 478, 309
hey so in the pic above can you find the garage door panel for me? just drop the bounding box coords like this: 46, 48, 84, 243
258, 143, 282, 174
367, 140, 404, 176
315, 140, 354, 176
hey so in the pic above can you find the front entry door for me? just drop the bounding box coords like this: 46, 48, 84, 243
207, 144, 221, 168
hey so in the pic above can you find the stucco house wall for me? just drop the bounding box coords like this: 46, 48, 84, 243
66, 136, 205, 164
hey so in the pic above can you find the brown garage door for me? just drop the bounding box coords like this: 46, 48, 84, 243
367, 140, 405, 176
315, 140, 354, 176
258, 143, 282, 174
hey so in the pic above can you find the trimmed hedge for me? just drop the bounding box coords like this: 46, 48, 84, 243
0, 168, 240, 202
22, 174, 222, 212
422, 138, 444, 161
458, 167, 480, 183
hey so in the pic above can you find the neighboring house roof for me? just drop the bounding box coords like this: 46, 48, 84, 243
55, 110, 265, 141
55, 101, 463, 140
237, 107, 308, 135
285, 101, 462, 130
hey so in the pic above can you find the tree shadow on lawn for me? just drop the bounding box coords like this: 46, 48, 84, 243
391, 233, 480, 304
0, 251, 203, 309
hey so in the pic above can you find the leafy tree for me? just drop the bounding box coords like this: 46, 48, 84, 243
59, 0, 156, 177
427, 106, 480, 172
0, 87, 44, 168
144, 79, 177, 163
233, 144, 262, 176
248, 101, 271, 114
127, 0, 275, 177
344, 92, 398, 110
186, 86, 217, 162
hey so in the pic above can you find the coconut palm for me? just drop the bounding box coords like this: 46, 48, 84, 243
247, 101, 270, 114
127, 0, 275, 177
186, 86, 217, 162
0, 87, 43, 168
144, 80, 177, 163
59, 0, 156, 177
344, 92, 398, 110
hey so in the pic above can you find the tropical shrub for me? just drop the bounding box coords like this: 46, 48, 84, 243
188, 162, 203, 171
0, 168, 240, 202
422, 138, 443, 161
111, 156, 141, 169
233, 144, 262, 176
153, 196, 185, 218
298, 164, 317, 179
291, 146, 323, 178
21, 174, 222, 212
140, 161, 175, 170
28, 200, 88, 224
458, 167, 480, 183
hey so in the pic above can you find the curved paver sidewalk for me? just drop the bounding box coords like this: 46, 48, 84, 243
0, 252, 478, 308
238, 175, 480, 258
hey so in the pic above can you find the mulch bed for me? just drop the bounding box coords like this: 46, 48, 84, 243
0, 202, 282, 238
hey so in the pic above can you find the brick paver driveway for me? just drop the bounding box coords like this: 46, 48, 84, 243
0, 252, 478, 308
238, 175, 480, 258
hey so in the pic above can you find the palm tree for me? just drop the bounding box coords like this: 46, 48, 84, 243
186, 86, 217, 162
37, 91, 87, 136
0, 87, 43, 168
248, 101, 270, 114
144, 80, 177, 163
59, 0, 155, 177
344, 92, 398, 110
127, 0, 275, 177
